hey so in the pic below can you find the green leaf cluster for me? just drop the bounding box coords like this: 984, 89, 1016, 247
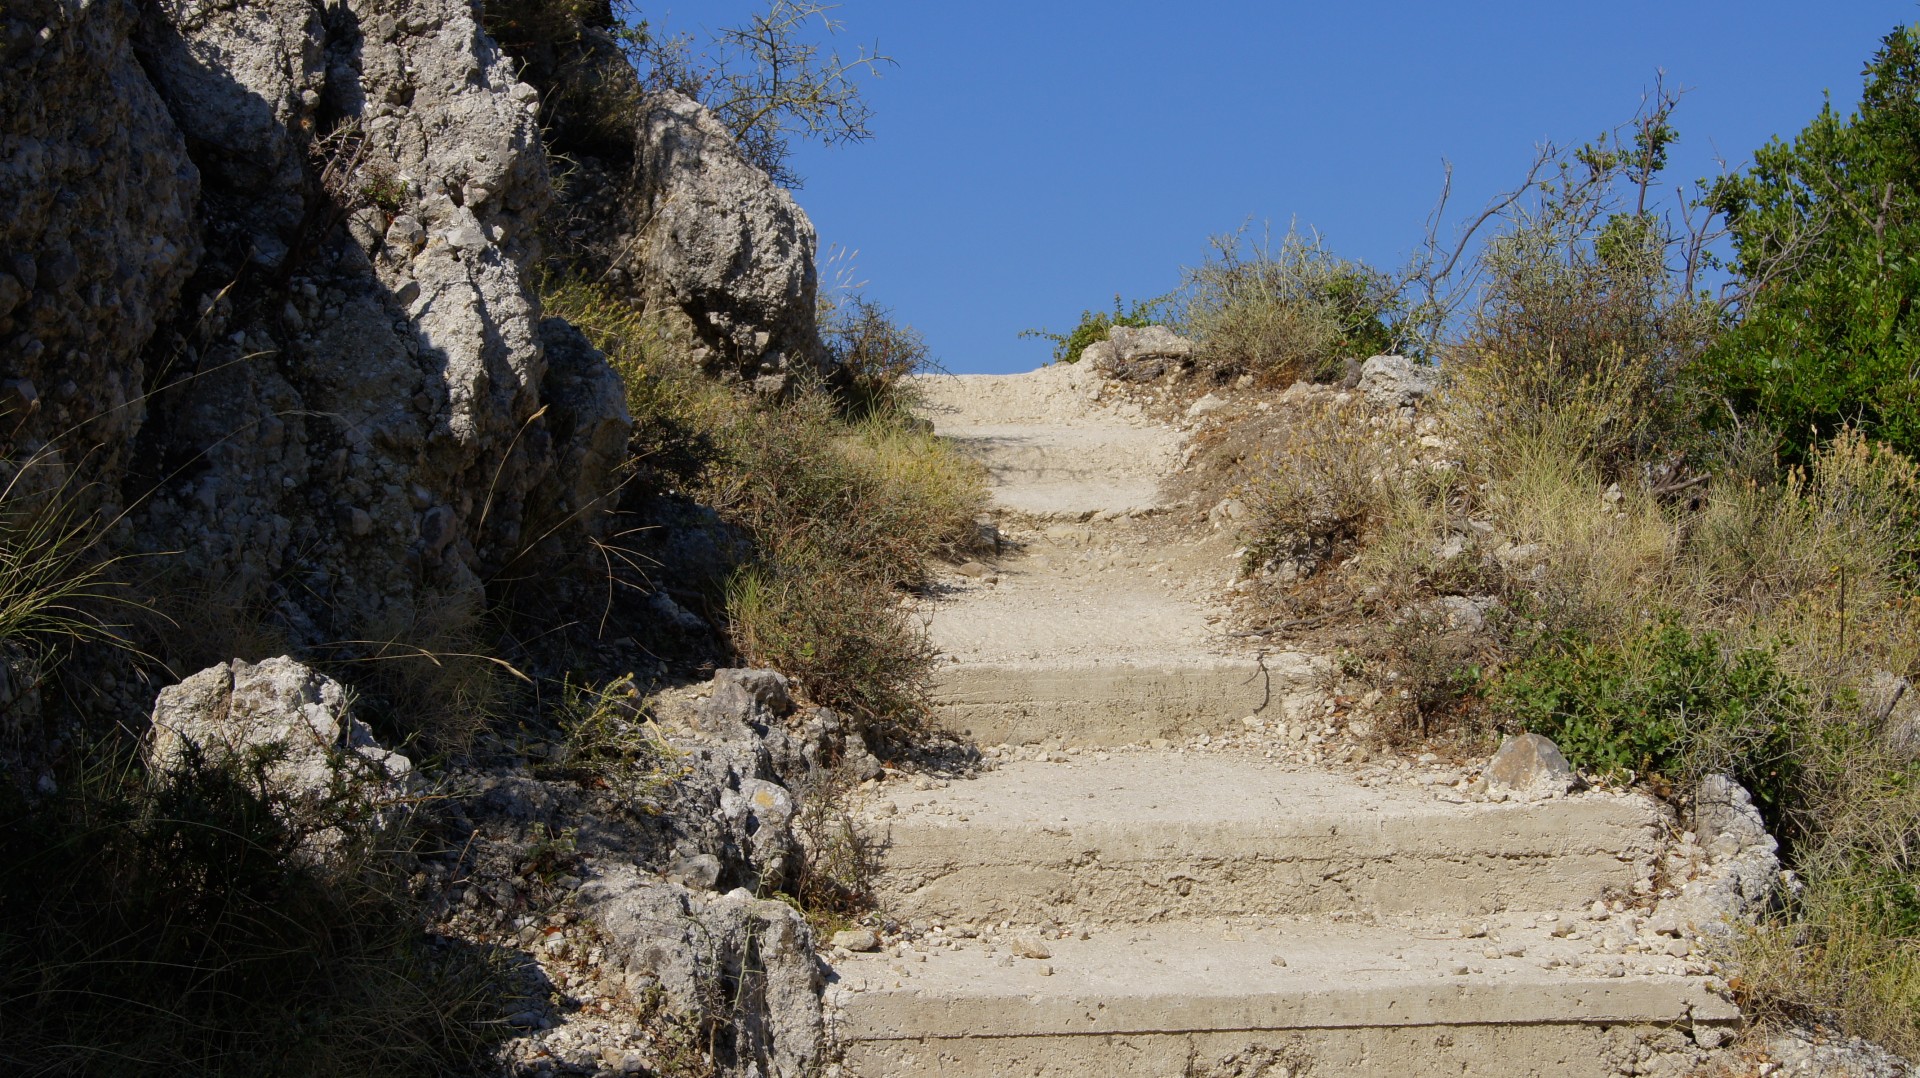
1493, 616, 1807, 819
1022, 294, 1165, 365
1697, 25, 1920, 464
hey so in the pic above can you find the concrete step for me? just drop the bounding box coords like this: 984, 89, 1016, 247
942, 422, 1175, 518
829, 917, 1738, 1078
929, 657, 1297, 746
866, 757, 1662, 926
943, 425, 1176, 482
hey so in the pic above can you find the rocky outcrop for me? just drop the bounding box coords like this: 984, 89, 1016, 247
577, 868, 824, 1078
620, 91, 822, 388
493, 17, 825, 387
419, 667, 841, 1075
146, 656, 411, 868
1652, 774, 1783, 940
3, 0, 631, 643
0, 0, 199, 498
1082, 325, 1195, 383
1357, 353, 1436, 410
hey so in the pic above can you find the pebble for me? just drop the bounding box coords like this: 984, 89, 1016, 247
833, 928, 881, 953
1011, 938, 1053, 960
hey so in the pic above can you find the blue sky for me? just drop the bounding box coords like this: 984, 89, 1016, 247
665, 2, 1915, 373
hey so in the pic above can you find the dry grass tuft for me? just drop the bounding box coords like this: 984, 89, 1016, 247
544, 272, 987, 743
1175, 223, 1398, 385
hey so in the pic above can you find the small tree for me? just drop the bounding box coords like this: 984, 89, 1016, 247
1445, 78, 1723, 476
1698, 25, 1920, 464
617, 1, 894, 188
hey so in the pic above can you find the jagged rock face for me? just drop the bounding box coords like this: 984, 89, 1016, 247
3, 0, 631, 642
497, 25, 825, 387
623, 91, 823, 386
0, 0, 200, 498
1358, 353, 1436, 410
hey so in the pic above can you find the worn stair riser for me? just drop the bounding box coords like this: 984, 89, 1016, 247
881, 847, 1654, 926
842, 1021, 1738, 1078
932, 661, 1320, 747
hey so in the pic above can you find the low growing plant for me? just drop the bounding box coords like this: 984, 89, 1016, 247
1243, 398, 1392, 574
1494, 615, 1807, 820
1176, 223, 1398, 384
1023, 293, 1166, 365
821, 294, 935, 420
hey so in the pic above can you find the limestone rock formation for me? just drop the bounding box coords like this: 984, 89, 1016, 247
1083, 324, 1195, 382
1653, 774, 1783, 939
491, 18, 825, 386
1358, 353, 1435, 410
147, 656, 410, 867
0, 0, 199, 497
621, 91, 822, 386
576, 866, 824, 1078
669, 667, 862, 891
3, 0, 632, 644
422, 667, 842, 1075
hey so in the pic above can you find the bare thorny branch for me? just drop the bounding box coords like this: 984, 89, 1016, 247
1396, 71, 1811, 354
618, 1, 895, 189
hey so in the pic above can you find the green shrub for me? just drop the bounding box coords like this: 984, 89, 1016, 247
710, 395, 985, 591
1023, 294, 1165, 365
714, 397, 986, 738
1176, 224, 1397, 384
726, 561, 936, 740
1448, 203, 1715, 479
1696, 24, 1920, 465
544, 272, 987, 741
1493, 615, 1807, 817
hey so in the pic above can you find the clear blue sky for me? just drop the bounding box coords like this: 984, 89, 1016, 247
667, 2, 1916, 373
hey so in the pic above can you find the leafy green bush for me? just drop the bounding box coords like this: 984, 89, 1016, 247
1494, 616, 1806, 815
1696, 24, 1920, 465
1023, 294, 1165, 365
1176, 224, 1397, 384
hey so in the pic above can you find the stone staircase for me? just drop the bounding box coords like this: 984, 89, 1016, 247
824, 366, 1738, 1077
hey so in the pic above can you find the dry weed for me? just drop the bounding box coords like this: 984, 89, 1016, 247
1242, 398, 1392, 576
